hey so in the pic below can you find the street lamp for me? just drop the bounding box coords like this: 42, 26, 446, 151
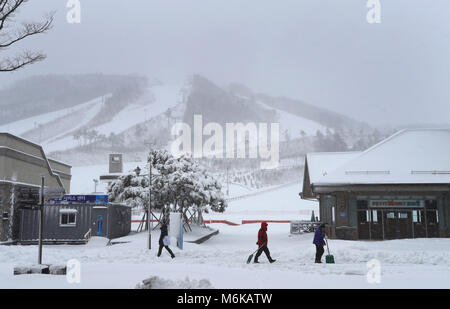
93, 179, 99, 193
148, 160, 152, 250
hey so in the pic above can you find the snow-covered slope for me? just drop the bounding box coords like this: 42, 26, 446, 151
257, 100, 331, 140
93, 84, 186, 137
0, 96, 107, 136
41, 97, 108, 152
0, 79, 192, 155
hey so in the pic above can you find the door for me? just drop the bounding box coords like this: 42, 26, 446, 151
370, 210, 383, 240
357, 210, 370, 239
91, 207, 107, 237
398, 211, 412, 239
384, 211, 397, 240
426, 210, 439, 238
412, 210, 426, 238
96, 215, 104, 235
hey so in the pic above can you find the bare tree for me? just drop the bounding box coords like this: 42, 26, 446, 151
0, 0, 54, 72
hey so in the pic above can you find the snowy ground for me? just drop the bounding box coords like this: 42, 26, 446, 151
2, 223, 450, 289
1, 183, 450, 289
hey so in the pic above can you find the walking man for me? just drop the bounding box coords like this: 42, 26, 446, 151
254, 221, 276, 263
157, 222, 175, 258
313, 223, 326, 263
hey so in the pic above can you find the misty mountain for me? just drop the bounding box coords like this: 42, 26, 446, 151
0, 73, 375, 166
183, 75, 277, 127
0, 74, 148, 125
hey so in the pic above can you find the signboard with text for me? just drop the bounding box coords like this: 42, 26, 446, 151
46, 195, 109, 205
369, 200, 424, 208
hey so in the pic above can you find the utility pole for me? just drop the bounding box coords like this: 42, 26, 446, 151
38, 176, 44, 264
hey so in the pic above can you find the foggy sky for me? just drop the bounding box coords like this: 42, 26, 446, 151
0, 0, 449, 127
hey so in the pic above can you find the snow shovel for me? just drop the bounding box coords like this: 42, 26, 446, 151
246, 242, 266, 264
325, 238, 335, 264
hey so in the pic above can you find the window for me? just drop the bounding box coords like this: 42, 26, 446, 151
332, 206, 335, 223
399, 212, 409, 219
413, 211, 419, 223
60, 211, 77, 227
358, 210, 369, 223
372, 210, 378, 222
386, 212, 395, 219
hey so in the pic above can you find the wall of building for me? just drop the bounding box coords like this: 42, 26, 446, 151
17, 203, 131, 243
19, 204, 92, 242
0, 134, 42, 158
2, 153, 62, 188
319, 193, 358, 240
48, 159, 72, 193
0, 133, 70, 192
0, 184, 12, 242
107, 204, 132, 239
320, 188, 450, 240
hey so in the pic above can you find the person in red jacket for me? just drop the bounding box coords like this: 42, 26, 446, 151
254, 221, 276, 263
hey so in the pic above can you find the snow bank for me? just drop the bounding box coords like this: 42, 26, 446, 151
136, 276, 213, 289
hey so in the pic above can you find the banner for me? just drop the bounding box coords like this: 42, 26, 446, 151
169, 212, 184, 250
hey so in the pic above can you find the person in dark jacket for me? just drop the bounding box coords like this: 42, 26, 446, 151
157, 223, 175, 258
254, 222, 276, 263
313, 223, 327, 263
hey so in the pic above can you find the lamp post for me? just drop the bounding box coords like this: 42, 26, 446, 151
38, 176, 44, 264
226, 166, 229, 196
148, 160, 152, 250
93, 179, 99, 193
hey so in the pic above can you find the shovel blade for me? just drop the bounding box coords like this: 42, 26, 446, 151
247, 254, 254, 264
326, 255, 335, 264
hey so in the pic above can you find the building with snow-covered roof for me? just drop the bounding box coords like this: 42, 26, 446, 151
0, 133, 71, 243
0, 133, 131, 244
301, 128, 450, 240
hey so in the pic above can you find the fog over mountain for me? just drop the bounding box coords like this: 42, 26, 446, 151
0, 0, 449, 127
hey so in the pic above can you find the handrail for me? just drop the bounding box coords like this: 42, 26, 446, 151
84, 228, 92, 241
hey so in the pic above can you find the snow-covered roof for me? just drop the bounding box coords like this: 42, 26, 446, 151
306, 151, 361, 184
307, 128, 450, 186
59, 209, 78, 214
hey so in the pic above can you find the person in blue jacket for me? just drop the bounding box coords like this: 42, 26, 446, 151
313, 223, 327, 263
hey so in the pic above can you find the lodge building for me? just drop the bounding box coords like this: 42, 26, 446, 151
301, 129, 450, 240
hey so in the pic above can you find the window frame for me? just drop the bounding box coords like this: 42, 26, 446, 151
59, 211, 77, 227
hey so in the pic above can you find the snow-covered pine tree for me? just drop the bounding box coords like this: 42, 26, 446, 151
107, 169, 150, 211
108, 150, 227, 221
148, 150, 227, 214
